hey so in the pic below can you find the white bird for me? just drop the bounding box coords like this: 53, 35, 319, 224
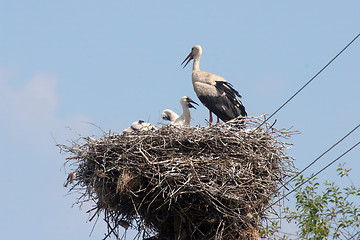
161, 109, 179, 124
173, 96, 198, 126
182, 45, 247, 124
123, 120, 156, 133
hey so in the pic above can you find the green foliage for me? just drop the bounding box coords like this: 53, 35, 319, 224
260, 220, 289, 240
281, 163, 360, 239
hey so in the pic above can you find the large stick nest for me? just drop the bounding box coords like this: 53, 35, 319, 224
60, 116, 297, 240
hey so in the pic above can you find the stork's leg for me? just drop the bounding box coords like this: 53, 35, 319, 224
209, 110, 213, 125
216, 116, 220, 124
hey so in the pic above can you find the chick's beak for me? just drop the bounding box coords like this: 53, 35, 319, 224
187, 98, 199, 109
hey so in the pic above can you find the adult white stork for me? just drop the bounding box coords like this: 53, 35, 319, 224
174, 96, 198, 126
161, 109, 179, 124
182, 45, 247, 124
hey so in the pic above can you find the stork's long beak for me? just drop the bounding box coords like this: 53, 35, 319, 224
186, 97, 199, 109
181, 52, 193, 68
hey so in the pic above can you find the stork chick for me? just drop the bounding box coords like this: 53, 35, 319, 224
174, 96, 198, 126
161, 109, 179, 124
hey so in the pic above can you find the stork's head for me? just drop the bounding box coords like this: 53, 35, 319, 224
161, 109, 179, 123
181, 45, 202, 68
161, 110, 171, 121
180, 96, 198, 109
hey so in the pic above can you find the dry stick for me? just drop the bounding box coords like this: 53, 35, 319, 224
130, 195, 158, 238
86, 196, 95, 222
173, 207, 206, 238
89, 213, 101, 238
87, 207, 100, 222
103, 218, 120, 240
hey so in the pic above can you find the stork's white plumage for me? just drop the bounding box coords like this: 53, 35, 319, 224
123, 120, 156, 133
173, 96, 198, 126
182, 45, 247, 124
161, 109, 179, 124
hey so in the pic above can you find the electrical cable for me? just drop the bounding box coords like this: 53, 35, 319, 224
255, 33, 360, 131
266, 141, 360, 211
278, 123, 360, 191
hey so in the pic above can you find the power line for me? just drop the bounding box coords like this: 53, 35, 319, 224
277, 123, 360, 191
255, 33, 360, 131
266, 141, 360, 212
348, 230, 360, 240
258, 32, 360, 238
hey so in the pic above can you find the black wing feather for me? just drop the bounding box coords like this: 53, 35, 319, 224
198, 81, 247, 122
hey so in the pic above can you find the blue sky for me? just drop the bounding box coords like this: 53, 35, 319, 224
0, 1, 359, 239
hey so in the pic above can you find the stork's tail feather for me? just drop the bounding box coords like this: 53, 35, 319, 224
216, 81, 242, 98
215, 81, 247, 118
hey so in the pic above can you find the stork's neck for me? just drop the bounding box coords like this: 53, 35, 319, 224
181, 106, 191, 125
192, 55, 200, 72
169, 114, 178, 123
